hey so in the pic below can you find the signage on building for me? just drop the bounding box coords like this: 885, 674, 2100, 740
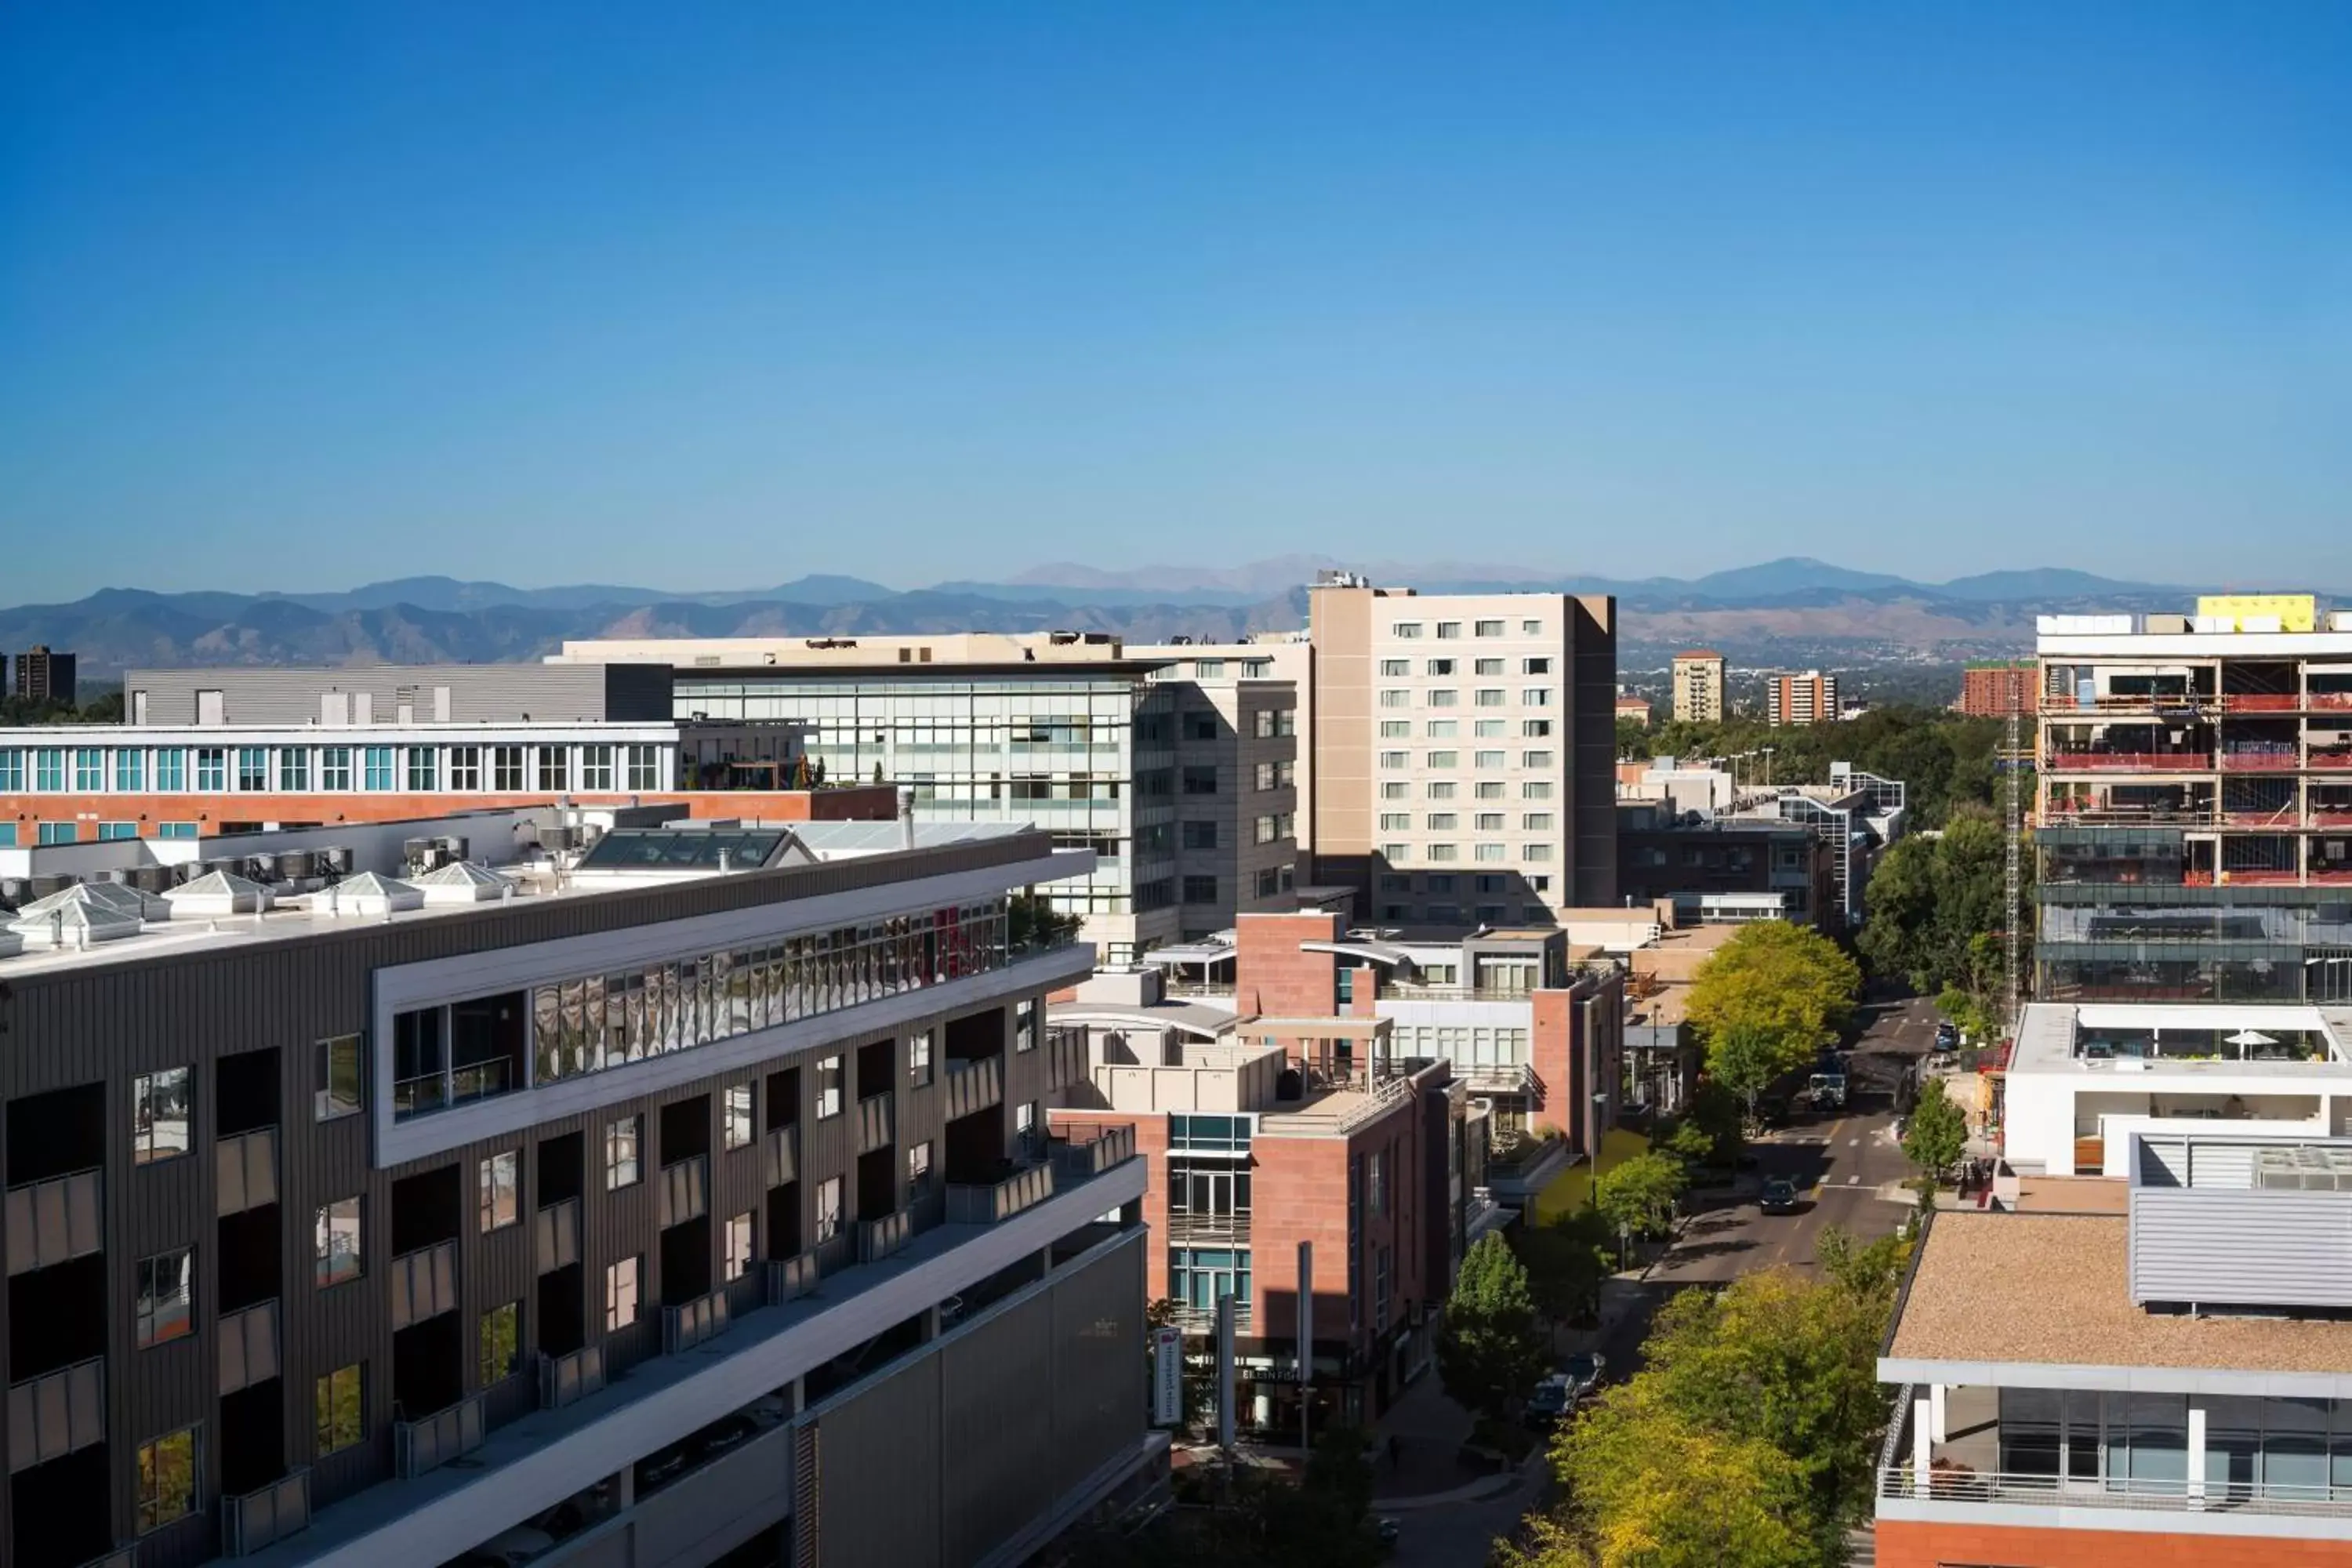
1152, 1326, 1184, 1426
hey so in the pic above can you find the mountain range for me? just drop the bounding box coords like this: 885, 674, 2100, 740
0, 557, 2268, 681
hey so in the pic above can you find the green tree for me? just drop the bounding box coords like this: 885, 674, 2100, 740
1008, 891, 1083, 952
1434, 1232, 1547, 1425
1708, 1023, 1813, 1124
1686, 921, 1860, 1048
1857, 808, 2027, 1011
1595, 1151, 1687, 1243
1513, 1210, 1613, 1328
1682, 1080, 1746, 1169
1902, 1079, 1969, 1192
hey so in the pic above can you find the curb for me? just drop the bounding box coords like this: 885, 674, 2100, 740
1371, 1449, 1545, 1512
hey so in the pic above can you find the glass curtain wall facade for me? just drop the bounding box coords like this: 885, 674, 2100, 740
675, 673, 1179, 962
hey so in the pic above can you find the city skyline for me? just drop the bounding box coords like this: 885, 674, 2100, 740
5, 2, 2347, 602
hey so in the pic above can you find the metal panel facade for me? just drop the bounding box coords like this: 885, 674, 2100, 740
122, 663, 667, 727
2130, 1187, 2352, 1308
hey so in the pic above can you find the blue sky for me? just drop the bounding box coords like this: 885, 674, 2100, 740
3, 2, 2347, 601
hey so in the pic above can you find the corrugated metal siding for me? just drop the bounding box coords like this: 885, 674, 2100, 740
1045, 1236, 1146, 1505
938, 1291, 1058, 1567
123, 663, 648, 727
0, 833, 1051, 1560
2130, 1188, 2352, 1306
811, 1345, 945, 1568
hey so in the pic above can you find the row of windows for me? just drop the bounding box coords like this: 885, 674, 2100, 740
1380, 843, 1556, 864
1379, 811, 1554, 831
1377, 872, 1554, 895
4, 821, 194, 847
1385, 779, 1554, 801
1378, 658, 1552, 677
0, 742, 664, 794
1378, 742, 1554, 769
1377, 688, 1553, 709
1378, 902, 1555, 925
1388, 619, 1547, 640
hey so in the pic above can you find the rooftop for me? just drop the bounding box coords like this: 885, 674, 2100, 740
2009, 1000, 2352, 1076
1886, 1210, 2352, 1377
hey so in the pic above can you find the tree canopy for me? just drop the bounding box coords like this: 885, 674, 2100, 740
1594, 1151, 1687, 1241
1687, 923, 1860, 1116
1513, 1209, 1613, 1328
1434, 1232, 1547, 1423
1856, 808, 2030, 1018
1902, 1080, 1969, 1187
1617, 706, 2006, 829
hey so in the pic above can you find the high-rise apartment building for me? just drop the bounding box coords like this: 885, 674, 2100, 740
1669, 650, 1726, 724
0, 811, 1152, 1568
1766, 670, 1839, 727
13, 646, 75, 706
1957, 660, 2035, 718
1304, 575, 1617, 924
2036, 597, 2352, 1003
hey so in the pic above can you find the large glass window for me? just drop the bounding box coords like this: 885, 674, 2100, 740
236, 748, 269, 791
34, 748, 64, 790
626, 744, 660, 789
195, 748, 226, 791
448, 746, 482, 790
582, 744, 615, 790
315, 1363, 363, 1454
154, 748, 185, 790
74, 748, 104, 790
405, 747, 438, 791
278, 747, 310, 791
724, 1213, 754, 1281
480, 1151, 520, 1232
0, 750, 20, 790
136, 1249, 195, 1348
133, 1067, 192, 1164
363, 746, 396, 790
136, 1426, 199, 1534
817, 1056, 844, 1118
605, 1257, 641, 1330
538, 746, 571, 791
315, 1197, 362, 1287
321, 746, 352, 790
815, 1176, 844, 1243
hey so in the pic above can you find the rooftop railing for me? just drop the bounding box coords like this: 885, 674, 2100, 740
1878, 1463, 2352, 1519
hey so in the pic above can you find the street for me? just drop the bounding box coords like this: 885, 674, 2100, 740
1381, 992, 1937, 1566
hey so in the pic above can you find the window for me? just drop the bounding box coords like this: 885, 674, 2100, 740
1425, 658, 1455, 677
1016, 1101, 1037, 1135
1427, 844, 1458, 862
1475, 843, 1506, 862
1475, 750, 1505, 769
1522, 619, 1543, 634
581, 744, 615, 790
724, 1084, 756, 1146
1425, 720, 1457, 738
158, 821, 198, 839
315, 1363, 363, 1455
136, 1426, 198, 1534
1184, 713, 1217, 742
605, 1117, 641, 1189
195, 748, 226, 791
480, 1151, 520, 1232
1181, 766, 1218, 795
1523, 780, 1553, 799
1252, 760, 1278, 792
321, 747, 352, 790
1475, 619, 1504, 637
1523, 688, 1552, 706
1426, 812, 1458, 829
297, 1044, 360, 1138
626, 744, 661, 789
908, 1140, 934, 1188
136, 1249, 194, 1348
1380, 659, 1410, 677
1523, 656, 1552, 674
405, 747, 438, 791
815, 1177, 844, 1243
724, 1213, 754, 1281
132, 1067, 192, 1164
1390, 622, 1422, 639
1426, 780, 1457, 800
1381, 782, 1409, 800
154, 748, 187, 790
1378, 750, 1408, 770
1183, 875, 1218, 903
1524, 844, 1554, 861
1523, 750, 1554, 768
363, 746, 396, 790
1182, 820, 1219, 849
493, 746, 524, 790
537, 746, 571, 791
114, 749, 144, 790
1378, 720, 1410, 739
1475, 812, 1504, 830
449, 746, 482, 790
0, 750, 18, 790
1436, 621, 1461, 639
1427, 751, 1458, 771
99, 822, 136, 841
1475, 718, 1506, 737
1474, 658, 1504, 675
478, 1300, 521, 1386
1523, 811, 1555, 830
1523, 718, 1552, 737
1428, 688, 1458, 707
1254, 814, 1281, 844
315, 1197, 362, 1287
36, 822, 76, 845
604, 1257, 642, 1331
1475, 688, 1505, 706
33, 749, 65, 790
1380, 844, 1410, 863
1475, 782, 1506, 801
815, 1054, 844, 1118
278, 747, 310, 791
1379, 812, 1410, 831
1378, 688, 1410, 710
1254, 865, 1287, 897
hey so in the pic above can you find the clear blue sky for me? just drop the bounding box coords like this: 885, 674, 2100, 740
3, 2, 2347, 601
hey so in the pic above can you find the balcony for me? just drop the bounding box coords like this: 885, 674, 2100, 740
5, 1167, 100, 1276
388, 1240, 458, 1330
942, 1054, 1004, 1120
1163, 1211, 1251, 1248
855, 1091, 896, 1156
216, 1127, 278, 1218
762, 1123, 799, 1189
218, 1298, 281, 1396
2045, 750, 2214, 773
946, 1161, 1057, 1225
765, 1250, 823, 1305
857, 1208, 913, 1265
1045, 1025, 1091, 1091
393, 1058, 515, 1122
6, 1356, 103, 1473
657, 1156, 708, 1230
1051, 1125, 1137, 1182
537, 1343, 605, 1411
535, 1198, 580, 1274
392, 1390, 487, 1479
662, 1290, 732, 1356
220, 1469, 309, 1556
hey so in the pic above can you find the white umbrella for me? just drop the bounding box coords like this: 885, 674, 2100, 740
2227, 1029, 2278, 1047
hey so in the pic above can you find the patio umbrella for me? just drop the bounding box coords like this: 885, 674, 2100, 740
2226, 1029, 2279, 1047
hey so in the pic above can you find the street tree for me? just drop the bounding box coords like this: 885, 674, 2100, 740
1687, 920, 1860, 1054
1708, 1022, 1814, 1123
1903, 1079, 1969, 1192
1595, 1151, 1687, 1243
1434, 1232, 1547, 1425
1513, 1210, 1613, 1328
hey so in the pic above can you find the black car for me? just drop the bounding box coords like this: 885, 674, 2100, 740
1934, 1021, 1960, 1050
1759, 1177, 1801, 1214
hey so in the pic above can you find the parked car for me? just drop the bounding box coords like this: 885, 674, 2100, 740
1934, 1021, 1960, 1051
1760, 1177, 1801, 1214
465, 1526, 555, 1567
1562, 1352, 1607, 1400
1524, 1373, 1575, 1428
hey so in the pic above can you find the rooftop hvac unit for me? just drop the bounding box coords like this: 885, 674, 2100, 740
28, 874, 75, 898
540, 826, 581, 852
437, 836, 470, 862
403, 838, 449, 875
275, 850, 316, 881
321, 846, 354, 874
129, 866, 175, 895
97, 867, 133, 884
246, 854, 278, 882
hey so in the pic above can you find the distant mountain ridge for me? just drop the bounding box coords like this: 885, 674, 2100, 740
2, 556, 2303, 680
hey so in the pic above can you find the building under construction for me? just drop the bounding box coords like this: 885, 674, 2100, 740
2035, 593, 2352, 1004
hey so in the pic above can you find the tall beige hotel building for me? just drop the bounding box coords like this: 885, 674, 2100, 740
1305, 573, 1618, 924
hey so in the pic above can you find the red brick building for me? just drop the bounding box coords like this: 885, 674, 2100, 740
1957, 660, 2036, 717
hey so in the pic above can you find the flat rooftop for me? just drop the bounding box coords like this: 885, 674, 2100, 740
1888, 1211, 2352, 1375
2010, 1000, 2352, 1074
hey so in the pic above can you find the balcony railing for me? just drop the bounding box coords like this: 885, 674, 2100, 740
1051, 1124, 1137, 1183
1164, 1211, 1251, 1247
536, 1342, 605, 1410
6, 1356, 103, 1474
218, 1298, 280, 1396
2044, 750, 2214, 772
216, 1127, 278, 1218
5, 1167, 101, 1276
1877, 1463, 2352, 1518
72, 1547, 136, 1568
392, 1391, 486, 1479
535, 1198, 579, 1274
766, 1249, 823, 1305
388, 1240, 458, 1330
763, 1123, 799, 1189
946, 1161, 1057, 1225
1045, 1025, 1091, 1090
2313, 750, 2352, 771
658, 1156, 708, 1229
857, 1208, 913, 1265
1165, 1301, 1251, 1335
220, 1469, 309, 1557
2042, 692, 2211, 714
391, 1058, 514, 1121
662, 1290, 732, 1356
855, 1092, 895, 1156
2222, 750, 2303, 772
942, 1054, 1004, 1120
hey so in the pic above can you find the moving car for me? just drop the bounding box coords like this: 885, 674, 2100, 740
1562, 1352, 1607, 1400
1806, 1069, 1847, 1111
1760, 1177, 1801, 1214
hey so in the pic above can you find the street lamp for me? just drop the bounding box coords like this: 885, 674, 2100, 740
1760, 746, 1777, 788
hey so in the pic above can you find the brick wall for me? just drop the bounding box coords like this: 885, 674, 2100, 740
1531, 989, 1573, 1139
1051, 1109, 1167, 1299
2, 786, 897, 842
1877, 1519, 2352, 1566
1233, 910, 1343, 1016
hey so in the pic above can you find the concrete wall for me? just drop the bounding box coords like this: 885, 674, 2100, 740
125, 663, 674, 726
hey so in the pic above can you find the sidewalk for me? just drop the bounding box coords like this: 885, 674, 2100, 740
1368, 1365, 1493, 1500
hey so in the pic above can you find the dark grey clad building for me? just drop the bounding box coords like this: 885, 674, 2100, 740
0, 819, 1155, 1568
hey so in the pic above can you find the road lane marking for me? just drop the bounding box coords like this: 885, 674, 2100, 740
1847, 1175, 1860, 1185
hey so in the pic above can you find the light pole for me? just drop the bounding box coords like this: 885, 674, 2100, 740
1761, 745, 1776, 789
